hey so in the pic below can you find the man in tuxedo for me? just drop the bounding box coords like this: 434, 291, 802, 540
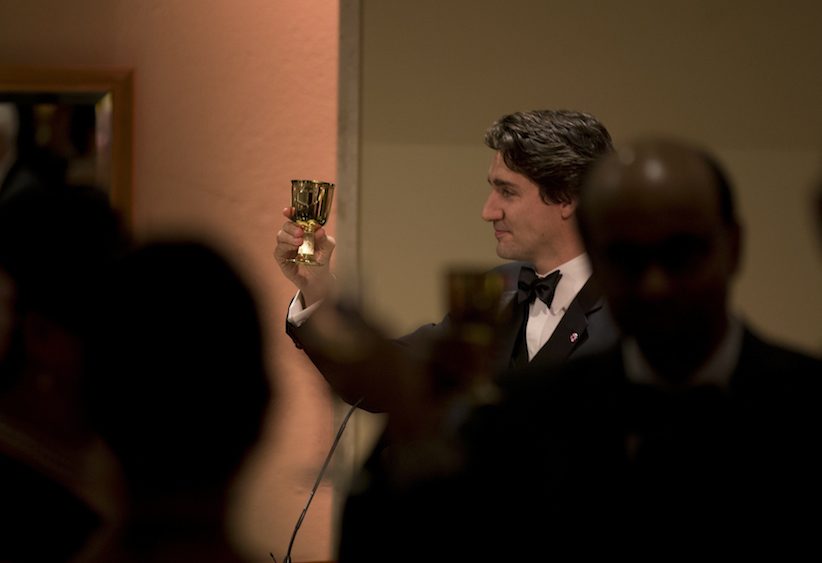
275, 109, 620, 411
448, 137, 822, 560
274, 110, 623, 562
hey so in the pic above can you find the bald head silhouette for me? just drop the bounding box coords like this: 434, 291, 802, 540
578, 138, 743, 381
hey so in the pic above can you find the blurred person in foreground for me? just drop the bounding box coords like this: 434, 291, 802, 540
441, 137, 822, 560
0, 182, 130, 562
83, 239, 274, 563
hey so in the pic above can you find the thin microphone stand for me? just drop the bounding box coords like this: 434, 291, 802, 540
271, 397, 363, 563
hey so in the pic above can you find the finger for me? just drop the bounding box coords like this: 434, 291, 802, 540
274, 231, 302, 261
276, 229, 302, 250
312, 229, 331, 250
316, 231, 336, 250
282, 206, 295, 220
280, 220, 304, 237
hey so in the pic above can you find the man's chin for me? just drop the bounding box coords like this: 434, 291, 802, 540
495, 244, 521, 262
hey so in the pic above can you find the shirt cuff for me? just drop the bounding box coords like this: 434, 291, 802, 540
287, 291, 323, 327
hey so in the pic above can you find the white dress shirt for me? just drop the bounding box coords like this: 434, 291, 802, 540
287, 291, 319, 327
622, 314, 743, 388
524, 253, 592, 361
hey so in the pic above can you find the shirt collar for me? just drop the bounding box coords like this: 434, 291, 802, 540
622, 315, 744, 388
535, 253, 592, 314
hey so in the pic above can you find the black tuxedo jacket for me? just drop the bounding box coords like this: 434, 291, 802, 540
287, 261, 620, 411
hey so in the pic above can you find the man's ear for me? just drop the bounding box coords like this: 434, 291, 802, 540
560, 199, 578, 220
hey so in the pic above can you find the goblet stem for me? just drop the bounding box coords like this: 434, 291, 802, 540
296, 231, 318, 264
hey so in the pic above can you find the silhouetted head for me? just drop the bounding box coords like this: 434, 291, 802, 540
578, 137, 742, 376
0, 183, 129, 390
85, 239, 272, 497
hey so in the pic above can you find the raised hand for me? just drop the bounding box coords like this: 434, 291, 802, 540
274, 207, 336, 307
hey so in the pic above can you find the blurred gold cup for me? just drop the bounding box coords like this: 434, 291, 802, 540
446, 268, 506, 345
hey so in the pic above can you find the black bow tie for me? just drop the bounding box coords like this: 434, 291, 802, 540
517, 266, 562, 307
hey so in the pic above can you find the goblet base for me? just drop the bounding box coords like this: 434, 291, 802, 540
288, 256, 323, 266
288, 234, 323, 266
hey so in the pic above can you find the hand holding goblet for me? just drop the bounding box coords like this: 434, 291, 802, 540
289, 179, 335, 266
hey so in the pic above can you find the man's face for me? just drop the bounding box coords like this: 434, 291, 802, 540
481, 152, 566, 270
584, 157, 740, 361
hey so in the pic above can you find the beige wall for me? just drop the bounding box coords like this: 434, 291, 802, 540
0, 0, 340, 560
359, 0, 822, 357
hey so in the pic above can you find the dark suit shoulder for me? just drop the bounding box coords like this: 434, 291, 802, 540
737, 327, 821, 374
733, 326, 822, 396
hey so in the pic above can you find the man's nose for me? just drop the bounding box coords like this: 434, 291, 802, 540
481, 193, 501, 222
637, 263, 675, 301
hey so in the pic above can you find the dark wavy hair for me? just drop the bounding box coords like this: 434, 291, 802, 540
484, 109, 614, 204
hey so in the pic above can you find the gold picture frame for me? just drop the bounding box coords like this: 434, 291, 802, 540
0, 66, 133, 225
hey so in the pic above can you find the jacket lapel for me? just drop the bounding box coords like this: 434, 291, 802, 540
529, 276, 606, 368
494, 289, 525, 373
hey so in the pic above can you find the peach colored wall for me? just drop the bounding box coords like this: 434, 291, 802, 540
0, 1, 340, 560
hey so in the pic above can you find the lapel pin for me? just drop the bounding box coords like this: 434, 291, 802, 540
569, 332, 579, 343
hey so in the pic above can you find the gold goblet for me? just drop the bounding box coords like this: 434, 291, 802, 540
289, 179, 335, 266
